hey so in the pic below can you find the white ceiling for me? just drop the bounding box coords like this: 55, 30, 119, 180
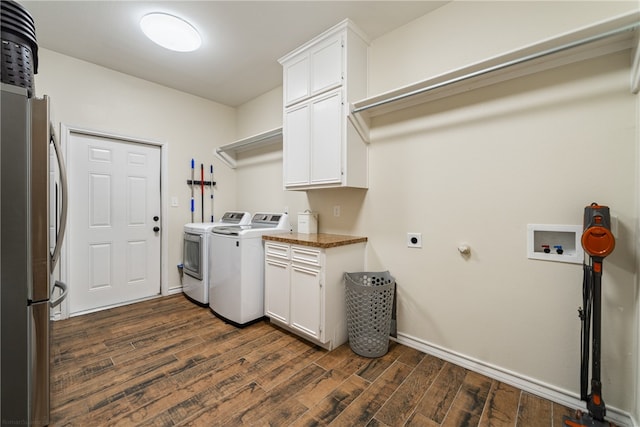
21, 1, 448, 107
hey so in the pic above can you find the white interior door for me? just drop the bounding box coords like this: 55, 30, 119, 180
68, 132, 161, 314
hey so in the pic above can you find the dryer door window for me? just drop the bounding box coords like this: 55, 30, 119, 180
183, 232, 203, 280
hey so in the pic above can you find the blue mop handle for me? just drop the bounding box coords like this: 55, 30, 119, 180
190, 159, 195, 221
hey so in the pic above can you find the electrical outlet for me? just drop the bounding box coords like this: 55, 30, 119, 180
407, 232, 422, 248
333, 205, 341, 217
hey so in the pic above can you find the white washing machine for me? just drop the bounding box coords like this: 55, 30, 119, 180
209, 212, 290, 326
182, 211, 251, 306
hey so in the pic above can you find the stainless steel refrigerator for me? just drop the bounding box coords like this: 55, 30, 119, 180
1, 83, 68, 426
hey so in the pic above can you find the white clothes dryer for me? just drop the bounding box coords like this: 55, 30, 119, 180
209, 213, 290, 326
182, 211, 251, 306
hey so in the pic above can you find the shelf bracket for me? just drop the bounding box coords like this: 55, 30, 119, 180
215, 148, 237, 169
348, 104, 370, 143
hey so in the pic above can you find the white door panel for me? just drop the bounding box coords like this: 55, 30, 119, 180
284, 104, 310, 186
310, 90, 342, 185
310, 34, 342, 96
69, 133, 161, 314
284, 54, 309, 107
264, 258, 290, 323
290, 264, 322, 340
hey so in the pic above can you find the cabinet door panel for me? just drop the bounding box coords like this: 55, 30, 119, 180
264, 258, 290, 324
310, 35, 342, 96
284, 104, 310, 187
284, 54, 309, 107
290, 264, 322, 340
310, 91, 342, 185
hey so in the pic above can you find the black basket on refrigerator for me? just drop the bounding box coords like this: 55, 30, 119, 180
1, 0, 38, 97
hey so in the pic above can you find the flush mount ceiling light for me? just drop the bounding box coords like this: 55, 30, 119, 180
140, 12, 201, 52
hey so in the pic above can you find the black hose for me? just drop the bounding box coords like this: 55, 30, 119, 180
580, 262, 593, 401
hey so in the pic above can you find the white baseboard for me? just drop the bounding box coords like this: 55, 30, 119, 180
167, 286, 184, 296
68, 294, 162, 318
395, 332, 635, 427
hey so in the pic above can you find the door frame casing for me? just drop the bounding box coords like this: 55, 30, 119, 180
57, 124, 168, 319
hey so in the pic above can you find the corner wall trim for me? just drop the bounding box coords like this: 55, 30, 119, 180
395, 332, 635, 427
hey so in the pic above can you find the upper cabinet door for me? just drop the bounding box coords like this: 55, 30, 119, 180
283, 103, 311, 187
309, 34, 343, 97
283, 54, 310, 107
309, 89, 342, 186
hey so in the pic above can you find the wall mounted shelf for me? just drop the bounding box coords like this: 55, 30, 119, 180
215, 127, 282, 169
348, 11, 640, 142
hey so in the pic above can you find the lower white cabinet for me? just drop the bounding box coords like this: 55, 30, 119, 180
290, 262, 321, 338
264, 256, 290, 324
264, 240, 365, 350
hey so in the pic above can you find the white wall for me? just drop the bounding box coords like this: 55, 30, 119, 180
362, 0, 638, 416
235, 0, 640, 419
367, 52, 635, 410
35, 49, 237, 292
236, 86, 282, 139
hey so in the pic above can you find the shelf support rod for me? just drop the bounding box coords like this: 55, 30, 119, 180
347, 104, 370, 143
631, 30, 640, 93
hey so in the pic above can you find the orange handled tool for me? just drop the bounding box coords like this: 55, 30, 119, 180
564, 203, 615, 427
582, 203, 615, 265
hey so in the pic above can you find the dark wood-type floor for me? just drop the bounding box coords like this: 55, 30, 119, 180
51, 294, 577, 426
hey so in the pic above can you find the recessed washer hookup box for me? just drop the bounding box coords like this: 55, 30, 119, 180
527, 224, 583, 264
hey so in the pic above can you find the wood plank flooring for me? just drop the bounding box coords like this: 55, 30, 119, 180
51, 294, 576, 426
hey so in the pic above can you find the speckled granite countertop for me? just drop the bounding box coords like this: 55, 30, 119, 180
263, 233, 367, 249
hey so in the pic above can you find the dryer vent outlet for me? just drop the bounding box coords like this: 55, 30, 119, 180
407, 233, 422, 248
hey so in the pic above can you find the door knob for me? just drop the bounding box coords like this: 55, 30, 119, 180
153, 216, 159, 222
153, 226, 160, 232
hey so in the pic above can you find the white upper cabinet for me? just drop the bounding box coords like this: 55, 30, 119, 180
279, 19, 369, 190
